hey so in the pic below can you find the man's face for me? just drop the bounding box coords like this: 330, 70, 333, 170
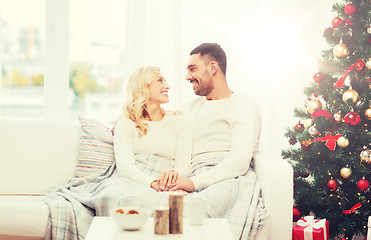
186, 53, 214, 97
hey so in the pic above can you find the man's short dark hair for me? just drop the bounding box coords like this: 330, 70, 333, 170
190, 43, 227, 75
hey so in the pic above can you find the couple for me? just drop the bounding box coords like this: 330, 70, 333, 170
117, 42, 262, 193
45, 43, 266, 240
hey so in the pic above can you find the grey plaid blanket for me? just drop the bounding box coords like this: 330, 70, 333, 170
44, 153, 266, 240
189, 157, 266, 240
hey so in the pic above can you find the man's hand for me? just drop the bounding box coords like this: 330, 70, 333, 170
158, 170, 179, 191
169, 176, 195, 192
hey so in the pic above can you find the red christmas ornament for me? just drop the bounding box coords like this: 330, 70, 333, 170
294, 122, 305, 133
313, 72, 324, 85
293, 207, 302, 222
344, 112, 361, 126
327, 179, 337, 191
344, 3, 356, 15
311, 110, 333, 119
331, 17, 342, 27
357, 179, 369, 191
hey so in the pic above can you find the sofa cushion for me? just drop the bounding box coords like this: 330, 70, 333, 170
0, 119, 80, 195
0, 195, 48, 237
74, 117, 115, 178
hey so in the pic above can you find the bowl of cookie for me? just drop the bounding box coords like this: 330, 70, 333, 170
110, 207, 151, 230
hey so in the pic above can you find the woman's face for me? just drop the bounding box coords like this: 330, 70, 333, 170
147, 71, 170, 105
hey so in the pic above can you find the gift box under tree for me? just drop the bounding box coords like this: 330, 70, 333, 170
293, 216, 329, 240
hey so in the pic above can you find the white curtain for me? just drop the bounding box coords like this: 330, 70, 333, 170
124, 0, 334, 155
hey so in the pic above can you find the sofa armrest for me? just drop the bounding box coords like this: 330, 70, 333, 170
253, 151, 293, 240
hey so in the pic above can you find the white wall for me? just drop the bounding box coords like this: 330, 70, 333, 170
126, 0, 333, 154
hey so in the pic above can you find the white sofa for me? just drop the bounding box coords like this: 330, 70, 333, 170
0, 118, 293, 240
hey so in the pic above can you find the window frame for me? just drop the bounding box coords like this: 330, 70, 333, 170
44, 0, 70, 120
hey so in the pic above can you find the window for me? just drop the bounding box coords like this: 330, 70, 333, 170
0, 0, 127, 125
0, 0, 45, 118
69, 0, 127, 126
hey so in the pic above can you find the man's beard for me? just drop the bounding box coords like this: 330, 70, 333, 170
195, 79, 214, 96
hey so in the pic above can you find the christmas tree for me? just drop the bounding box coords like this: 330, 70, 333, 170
282, 0, 371, 239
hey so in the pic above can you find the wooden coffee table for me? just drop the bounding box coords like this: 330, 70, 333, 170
85, 217, 235, 240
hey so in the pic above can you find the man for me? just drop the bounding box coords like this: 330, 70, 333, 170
165, 43, 267, 239
168, 43, 262, 192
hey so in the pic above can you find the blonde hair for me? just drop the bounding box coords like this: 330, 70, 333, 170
124, 66, 161, 136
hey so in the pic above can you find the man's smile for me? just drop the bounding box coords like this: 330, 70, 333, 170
190, 79, 198, 89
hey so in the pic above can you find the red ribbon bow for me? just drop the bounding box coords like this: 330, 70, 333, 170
343, 202, 362, 214
334, 60, 365, 88
342, 19, 353, 26
314, 133, 341, 150
332, 18, 354, 29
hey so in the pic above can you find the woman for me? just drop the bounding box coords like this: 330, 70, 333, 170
45, 66, 192, 240
114, 66, 191, 191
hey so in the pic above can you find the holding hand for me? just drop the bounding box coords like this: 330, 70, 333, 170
150, 180, 160, 191
158, 170, 179, 191
169, 176, 195, 192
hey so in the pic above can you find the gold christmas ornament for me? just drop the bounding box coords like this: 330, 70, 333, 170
365, 108, 371, 120
360, 149, 371, 163
366, 59, 371, 70
307, 99, 323, 114
303, 118, 314, 129
340, 167, 352, 179
368, 27, 371, 34
308, 126, 318, 136
337, 136, 349, 148
334, 112, 342, 122
333, 42, 349, 59
342, 89, 359, 104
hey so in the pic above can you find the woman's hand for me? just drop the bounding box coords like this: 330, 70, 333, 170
150, 180, 160, 191
158, 170, 179, 191
174, 189, 189, 196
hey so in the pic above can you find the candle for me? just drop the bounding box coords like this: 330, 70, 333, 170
169, 192, 183, 234
154, 207, 169, 235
